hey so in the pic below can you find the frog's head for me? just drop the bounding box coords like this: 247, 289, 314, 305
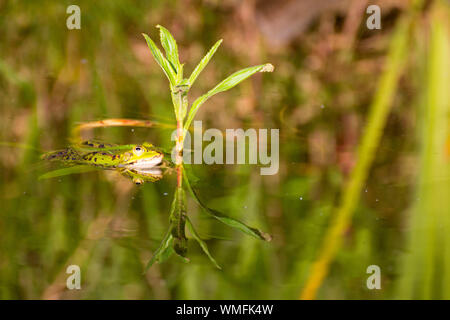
119, 144, 163, 170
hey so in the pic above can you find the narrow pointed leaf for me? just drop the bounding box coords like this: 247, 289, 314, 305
183, 170, 272, 241
156, 25, 180, 76
208, 63, 274, 94
144, 231, 174, 272
142, 33, 177, 85
188, 39, 222, 87
157, 240, 175, 263
186, 217, 222, 269
169, 187, 188, 258
184, 63, 274, 131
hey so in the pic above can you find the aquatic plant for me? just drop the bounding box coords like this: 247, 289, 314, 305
141, 25, 273, 269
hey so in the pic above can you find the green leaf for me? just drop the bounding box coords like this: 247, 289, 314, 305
208, 63, 274, 94
188, 39, 222, 87
38, 165, 100, 180
186, 217, 222, 270
142, 33, 177, 86
156, 25, 181, 77
157, 239, 175, 263
169, 186, 188, 258
183, 169, 272, 241
184, 63, 274, 131
144, 231, 174, 272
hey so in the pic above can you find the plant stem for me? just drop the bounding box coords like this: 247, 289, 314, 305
176, 115, 183, 190
177, 164, 183, 189
176, 118, 183, 191
176, 119, 183, 162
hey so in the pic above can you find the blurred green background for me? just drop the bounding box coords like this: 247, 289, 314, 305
0, 0, 449, 299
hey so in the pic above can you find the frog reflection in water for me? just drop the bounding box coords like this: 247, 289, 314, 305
42, 141, 170, 184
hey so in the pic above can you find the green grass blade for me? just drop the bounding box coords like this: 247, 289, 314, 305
142, 33, 177, 86
188, 39, 222, 87
300, 13, 412, 299
184, 63, 274, 131
38, 165, 100, 180
395, 2, 450, 299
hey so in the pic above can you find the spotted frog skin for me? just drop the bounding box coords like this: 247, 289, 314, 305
42, 141, 166, 184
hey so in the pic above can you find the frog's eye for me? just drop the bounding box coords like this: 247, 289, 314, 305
133, 145, 144, 156
133, 178, 144, 185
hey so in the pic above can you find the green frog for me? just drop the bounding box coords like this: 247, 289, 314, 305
42, 141, 169, 184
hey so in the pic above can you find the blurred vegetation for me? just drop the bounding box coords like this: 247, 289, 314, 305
0, 0, 449, 299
